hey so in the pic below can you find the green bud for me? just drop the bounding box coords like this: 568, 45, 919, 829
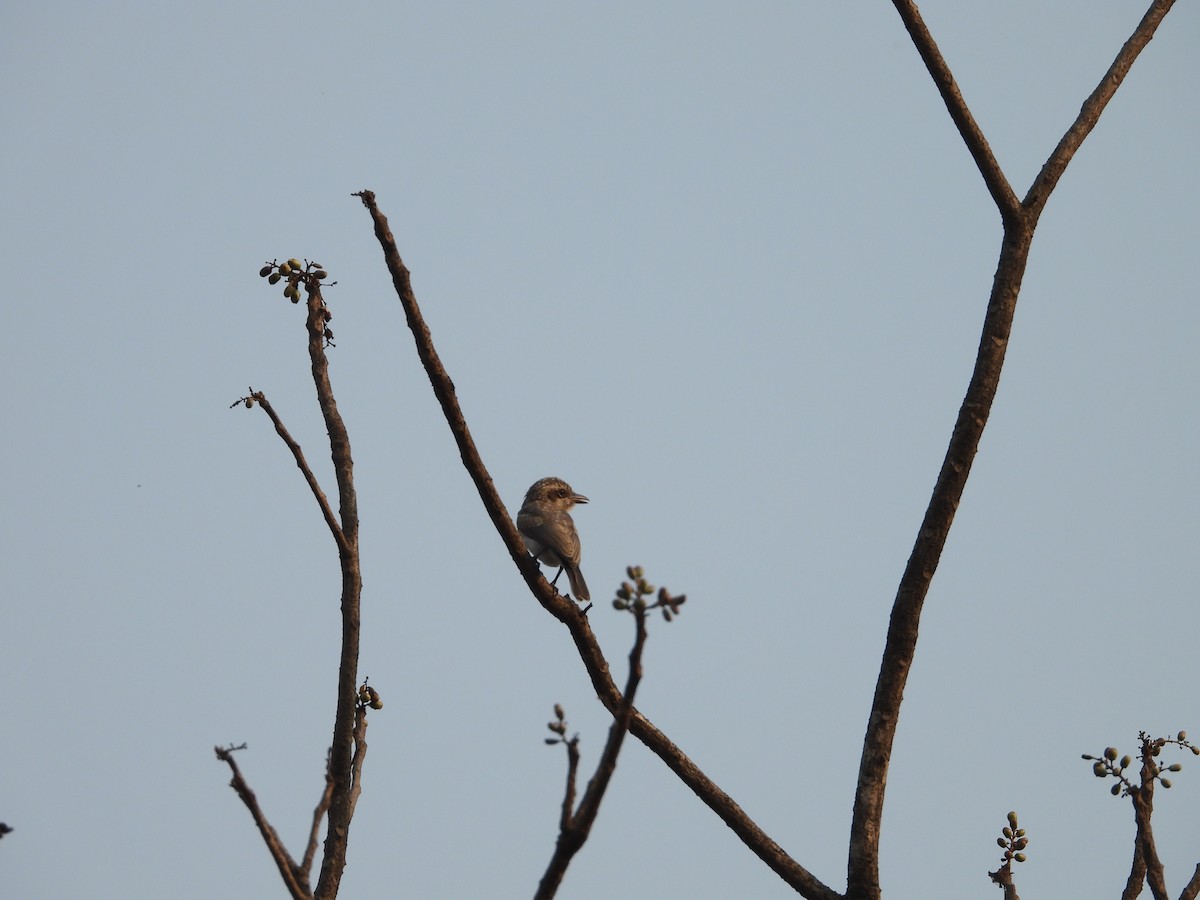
1015, 828, 1025, 838
1111, 784, 1121, 796
259, 265, 273, 277
1006, 811, 1018, 827
288, 258, 303, 270
1168, 763, 1183, 772
268, 272, 282, 284
1120, 756, 1131, 769
1161, 778, 1172, 789
1014, 853, 1026, 863
369, 697, 383, 710
279, 263, 292, 275
1093, 762, 1107, 777
1104, 747, 1118, 761
1002, 827, 1012, 839
1191, 746, 1199, 756
553, 703, 564, 719
996, 838, 1007, 849
1179, 731, 1187, 741
1152, 745, 1161, 756
612, 598, 627, 610
544, 737, 559, 745
314, 270, 328, 279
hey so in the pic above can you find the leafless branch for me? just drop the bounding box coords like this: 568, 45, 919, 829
1023, 0, 1177, 218
889, 0, 1020, 224
301, 750, 335, 884
1179, 863, 1200, 900
848, 5, 1177, 897
214, 744, 312, 900
535, 608, 648, 899
226, 266, 365, 900
237, 389, 348, 557
355, 189, 839, 900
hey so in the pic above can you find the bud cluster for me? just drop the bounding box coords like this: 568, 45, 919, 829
994, 810, 1029, 865
544, 703, 575, 747
356, 679, 383, 711
612, 565, 687, 621
258, 258, 336, 345
1082, 730, 1195, 797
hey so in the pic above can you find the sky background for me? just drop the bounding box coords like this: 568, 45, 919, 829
2, 2, 1198, 898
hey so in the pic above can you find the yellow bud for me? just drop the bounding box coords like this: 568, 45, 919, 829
288, 258, 303, 270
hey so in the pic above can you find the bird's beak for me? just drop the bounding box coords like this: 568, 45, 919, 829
573, 493, 589, 505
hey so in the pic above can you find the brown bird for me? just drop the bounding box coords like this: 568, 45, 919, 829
517, 477, 590, 601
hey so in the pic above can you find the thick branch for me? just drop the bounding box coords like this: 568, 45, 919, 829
889, 0, 1019, 224
303, 283, 363, 900
214, 745, 312, 900
848, 5, 1175, 898
1180, 864, 1200, 900
1133, 780, 1168, 900
356, 190, 838, 900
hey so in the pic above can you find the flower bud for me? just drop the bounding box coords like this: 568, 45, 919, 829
1110, 784, 1121, 796
1104, 747, 1118, 761
259, 265, 273, 277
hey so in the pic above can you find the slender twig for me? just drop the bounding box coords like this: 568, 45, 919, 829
847, 6, 1177, 898
1023, 0, 1177, 218
355, 190, 839, 900
214, 745, 312, 900
301, 751, 335, 883
535, 610, 647, 899
889, 0, 1020, 224
244, 390, 348, 556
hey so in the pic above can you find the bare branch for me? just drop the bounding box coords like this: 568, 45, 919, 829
1179, 863, 1200, 900
889, 0, 1019, 223
301, 750, 335, 884
1023, 0, 1178, 218
302, 278, 364, 900
849, 5, 1177, 898
214, 744, 312, 900
535, 609, 647, 899
356, 191, 838, 900
239, 389, 349, 557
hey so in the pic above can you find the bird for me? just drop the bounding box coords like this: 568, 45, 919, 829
517, 476, 590, 602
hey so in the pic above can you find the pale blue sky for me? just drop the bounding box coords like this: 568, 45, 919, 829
2, 3, 1198, 898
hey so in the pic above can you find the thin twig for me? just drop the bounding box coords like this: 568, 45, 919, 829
355, 190, 839, 900
246, 390, 348, 556
214, 745, 312, 900
301, 750, 335, 884
1023, 0, 1177, 218
889, 0, 1020, 224
535, 611, 648, 899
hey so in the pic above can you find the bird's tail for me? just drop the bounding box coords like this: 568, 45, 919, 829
565, 565, 590, 602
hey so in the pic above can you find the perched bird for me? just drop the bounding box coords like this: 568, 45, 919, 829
517, 477, 590, 601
